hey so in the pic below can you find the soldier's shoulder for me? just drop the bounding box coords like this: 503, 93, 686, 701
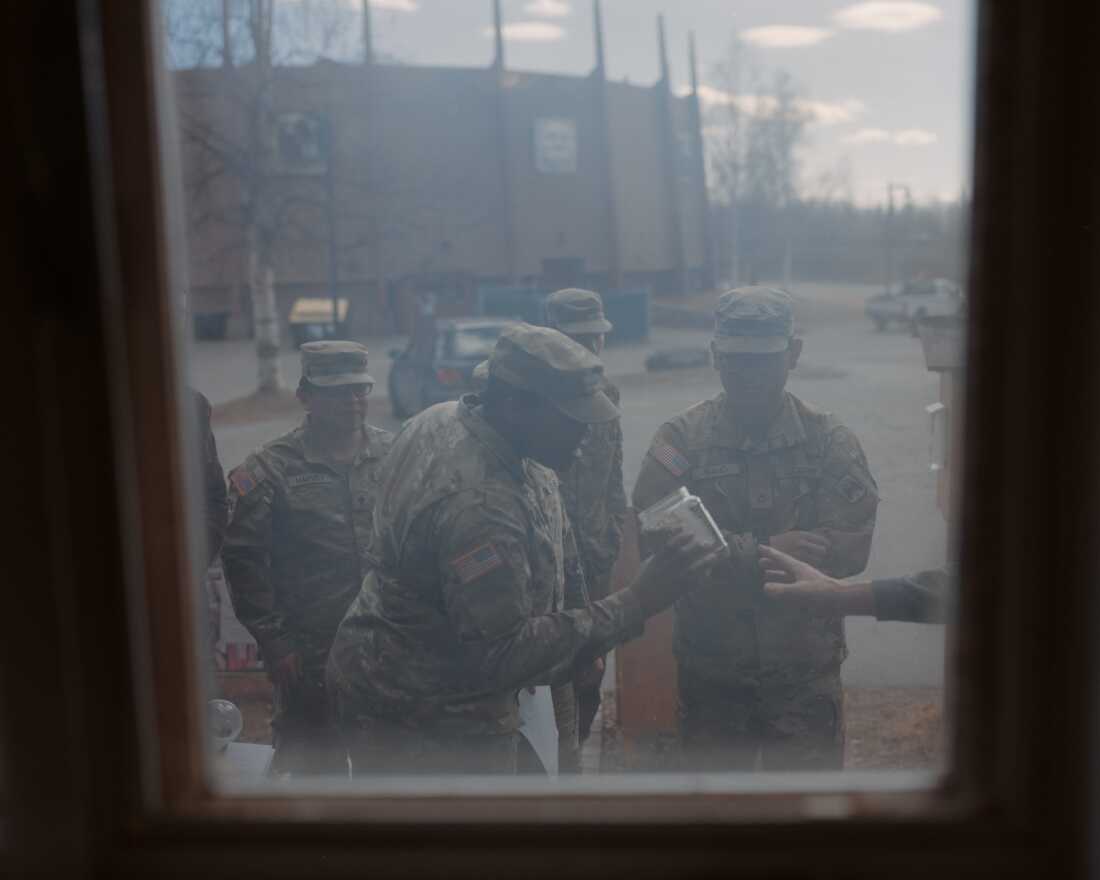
365, 422, 396, 452
258, 424, 307, 459
662, 395, 721, 436
789, 394, 856, 442
433, 481, 528, 536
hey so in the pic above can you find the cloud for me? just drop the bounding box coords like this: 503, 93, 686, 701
893, 128, 938, 145
739, 26, 834, 49
833, 2, 942, 32
844, 126, 938, 145
691, 86, 865, 126
292, 0, 419, 7
483, 21, 566, 42
524, 0, 570, 17
369, 0, 419, 10
802, 98, 866, 125
843, 127, 892, 144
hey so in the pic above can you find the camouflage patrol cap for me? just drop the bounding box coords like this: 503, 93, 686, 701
713, 287, 795, 354
545, 288, 614, 335
488, 323, 618, 424
300, 340, 375, 387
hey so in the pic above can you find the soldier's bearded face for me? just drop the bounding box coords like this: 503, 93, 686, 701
572, 333, 605, 355
716, 342, 801, 426
520, 405, 588, 471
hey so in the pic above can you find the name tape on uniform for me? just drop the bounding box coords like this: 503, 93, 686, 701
288, 473, 337, 488
451, 543, 504, 584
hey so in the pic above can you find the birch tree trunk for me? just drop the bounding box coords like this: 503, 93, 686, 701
249, 226, 283, 392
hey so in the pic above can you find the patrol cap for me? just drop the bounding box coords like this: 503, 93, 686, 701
713, 287, 795, 354
545, 288, 614, 335
300, 340, 375, 387
488, 323, 619, 424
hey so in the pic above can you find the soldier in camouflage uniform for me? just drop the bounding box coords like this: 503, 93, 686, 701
543, 289, 627, 771
327, 324, 725, 776
633, 288, 878, 771
222, 342, 394, 776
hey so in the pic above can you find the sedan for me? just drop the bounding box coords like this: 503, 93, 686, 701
388, 318, 516, 419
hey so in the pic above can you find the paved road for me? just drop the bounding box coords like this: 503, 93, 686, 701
195, 285, 948, 689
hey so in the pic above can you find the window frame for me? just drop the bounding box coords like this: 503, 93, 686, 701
4, 1, 1100, 877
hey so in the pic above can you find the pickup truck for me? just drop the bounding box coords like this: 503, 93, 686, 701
865, 278, 964, 334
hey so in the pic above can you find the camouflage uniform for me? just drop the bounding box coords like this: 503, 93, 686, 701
545, 289, 627, 769
872, 568, 949, 623
193, 388, 228, 567
633, 289, 878, 771
222, 342, 393, 775
327, 324, 646, 776
192, 388, 228, 691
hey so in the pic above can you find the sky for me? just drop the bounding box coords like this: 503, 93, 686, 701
209, 0, 976, 206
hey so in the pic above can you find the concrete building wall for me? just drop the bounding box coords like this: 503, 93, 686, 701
604, 81, 673, 275
502, 71, 608, 278
173, 58, 710, 331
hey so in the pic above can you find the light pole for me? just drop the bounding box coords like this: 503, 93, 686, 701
885, 181, 912, 290
323, 115, 340, 336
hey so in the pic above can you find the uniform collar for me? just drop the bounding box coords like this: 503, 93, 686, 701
716, 391, 807, 452
458, 394, 526, 482
299, 419, 379, 466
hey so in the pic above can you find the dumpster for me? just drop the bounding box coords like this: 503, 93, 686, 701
288, 297, 351, 346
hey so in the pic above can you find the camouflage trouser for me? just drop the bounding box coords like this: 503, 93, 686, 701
269, 668, 348, 777
339, 718, 518, 776
551, 682, 581, 774
677, 666, 844, 772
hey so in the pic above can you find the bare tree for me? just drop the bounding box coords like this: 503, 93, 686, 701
167, 0, 360, 393
705, 43, 810, 284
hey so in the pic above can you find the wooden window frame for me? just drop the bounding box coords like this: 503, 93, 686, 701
4, 1, 1100, 877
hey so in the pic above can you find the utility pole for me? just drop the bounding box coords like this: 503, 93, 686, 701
885, 181, 912, 289
325, 116, 340, 335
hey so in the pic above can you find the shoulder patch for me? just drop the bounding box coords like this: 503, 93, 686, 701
450, 543, 504, 584
229, 467, 260, 497
836, 473, 868, 504
651, 443, 690, 477
827, 425, 867, 463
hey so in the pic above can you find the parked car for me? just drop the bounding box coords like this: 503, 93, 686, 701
865, 278, 964, 334
388, 317, 516, 419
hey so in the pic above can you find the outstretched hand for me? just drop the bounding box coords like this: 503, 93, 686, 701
758, 545, 873, 617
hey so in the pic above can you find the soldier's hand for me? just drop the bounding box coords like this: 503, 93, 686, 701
759, 545, 870, 616
629, 532, 728, 616
270, 651, 303, 686
769, 530, 831, 567
575, 656, 605, 691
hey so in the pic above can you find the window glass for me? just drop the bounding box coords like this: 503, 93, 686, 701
165, 0, 973, 792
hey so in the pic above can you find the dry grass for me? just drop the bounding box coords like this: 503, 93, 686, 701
844, 686, 945, 770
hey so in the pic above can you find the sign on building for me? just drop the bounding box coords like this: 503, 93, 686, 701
533, 118, 578, 174
274, 112, 328, 175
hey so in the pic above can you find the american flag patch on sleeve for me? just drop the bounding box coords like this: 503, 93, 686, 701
451, 543, 504, 584
651, 443, 690, 477
230, 468, 258, 496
